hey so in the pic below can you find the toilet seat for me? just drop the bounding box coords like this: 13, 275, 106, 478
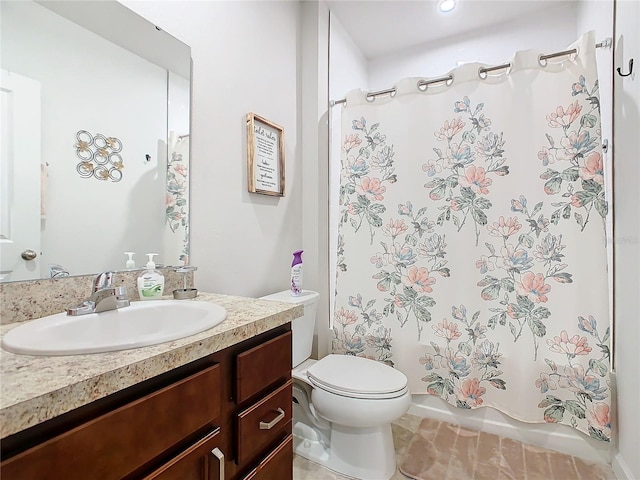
306, 354, 408, 400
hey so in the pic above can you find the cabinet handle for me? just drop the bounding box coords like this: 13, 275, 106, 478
211, 447, 225, 480
259, 407, 285, 430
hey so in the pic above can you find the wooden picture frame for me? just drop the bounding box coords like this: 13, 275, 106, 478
246, 113, 285, 196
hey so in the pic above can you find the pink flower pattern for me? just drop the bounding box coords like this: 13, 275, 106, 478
432, 319, 462, 341
356, 177, 386, 201
459, 165, 492, 195
402, 266, 436, 293
539, 76, 607, 231
456, 378, 486, 407
587, 403, 611, 438
434, 117, 465, 140
486, 216, 521, 238
334, 307, 359, 326
516, 272, 551, 303
537, 315, 610, 441
579, 151, 604, 185
546, 100, 582, 128
547, 331, 592, 356
382, 218, 408, 237
343, 133, 362, 151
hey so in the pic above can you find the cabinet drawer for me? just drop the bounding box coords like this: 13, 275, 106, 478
240, 434, 293, 480
1, 364, 221, 480
236, 379, 292, 466
235, 330, 291, 404
141, 427, 224, 480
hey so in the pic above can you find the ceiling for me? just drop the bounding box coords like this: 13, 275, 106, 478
325, 0, 575, 60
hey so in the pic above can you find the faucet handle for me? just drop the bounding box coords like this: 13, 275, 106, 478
93, 271, 114, 292
171, 265, 197, 273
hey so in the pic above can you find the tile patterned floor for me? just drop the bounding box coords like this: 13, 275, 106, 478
292, 414, 616, 480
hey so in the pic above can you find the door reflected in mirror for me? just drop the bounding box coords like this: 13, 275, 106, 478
0, 0, 191, 282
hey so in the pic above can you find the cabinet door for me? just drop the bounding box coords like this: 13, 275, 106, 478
235, 331, 291, 403
240, 435, 293, 480
236, 380, 292, 466
141, 428, 225, 480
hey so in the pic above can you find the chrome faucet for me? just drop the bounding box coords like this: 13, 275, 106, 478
67, 271, 130, 316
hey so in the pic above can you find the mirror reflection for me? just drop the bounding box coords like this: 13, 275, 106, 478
0, 0, 191, 282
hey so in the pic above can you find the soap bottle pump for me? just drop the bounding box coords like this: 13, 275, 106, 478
124, 252, 136, 269
137, 253, 165, 300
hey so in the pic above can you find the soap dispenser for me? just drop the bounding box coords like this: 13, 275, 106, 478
137, 253, 165, 300
124, 252, 136, 269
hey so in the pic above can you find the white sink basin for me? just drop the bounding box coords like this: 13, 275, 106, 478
1, 300, 227, 356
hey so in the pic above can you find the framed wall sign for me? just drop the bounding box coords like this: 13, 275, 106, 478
246, 113, 285, 196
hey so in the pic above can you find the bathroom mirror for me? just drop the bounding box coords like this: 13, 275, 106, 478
0, 0, 191, 282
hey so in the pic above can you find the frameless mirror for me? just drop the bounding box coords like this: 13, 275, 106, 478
0, 0, 191, 282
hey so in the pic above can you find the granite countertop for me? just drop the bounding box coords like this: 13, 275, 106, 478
0, 292, 303, 439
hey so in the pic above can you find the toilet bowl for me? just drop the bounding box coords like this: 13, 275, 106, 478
260, 290, 411, 480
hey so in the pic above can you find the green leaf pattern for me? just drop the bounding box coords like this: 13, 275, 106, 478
423, 96, 510, 246
536, 315, 611, 441
539, 76, 608, 232
419, 305, 507, 409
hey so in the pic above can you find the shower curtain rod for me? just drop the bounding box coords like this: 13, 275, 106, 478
330, 38, 612, 106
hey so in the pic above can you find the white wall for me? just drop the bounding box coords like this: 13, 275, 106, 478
300, 1, 331, 358
122, 0, 303, 298
328, 13, 369, 325
2, 1, 168, 277
612, 1, 640, 478
328, 13, 369, 99
368, 3, 579, 89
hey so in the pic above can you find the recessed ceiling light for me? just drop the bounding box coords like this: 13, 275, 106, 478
438, 0, 457, 13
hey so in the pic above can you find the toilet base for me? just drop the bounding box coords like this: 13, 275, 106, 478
293, 421, 330, 463
293, 416, 397, 480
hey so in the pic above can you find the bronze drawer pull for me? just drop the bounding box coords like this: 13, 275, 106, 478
210, 447, 225, 479
259, 408, 285, 430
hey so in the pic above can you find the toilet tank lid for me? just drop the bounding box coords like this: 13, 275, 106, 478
260, 290, 319, 306
307, 354, 408, 396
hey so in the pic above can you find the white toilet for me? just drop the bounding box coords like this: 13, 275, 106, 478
260, 290, 411, 480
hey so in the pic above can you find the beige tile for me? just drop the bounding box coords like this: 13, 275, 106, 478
430, 421, 460, 478
548, 450, 579, 479
294, 416, 617, 480
294, 454, 346, 479
398, 422, 442, 479
474, 430, 502, 480
573, 456, 617, 480
417, 417, 442, 437
394, 413, 424, 434
446, 425, 479, 480
523, 444, 552, 480
393, 416, 421, 458
497, 437, 526, 480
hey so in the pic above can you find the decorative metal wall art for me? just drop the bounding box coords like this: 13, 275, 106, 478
75, 130, 124, 182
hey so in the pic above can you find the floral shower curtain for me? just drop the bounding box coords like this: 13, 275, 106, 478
332, 32, 611, 442
165, 132, 190, 265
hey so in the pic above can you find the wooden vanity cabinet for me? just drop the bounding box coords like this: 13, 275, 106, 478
233, 330, 293, 480
0, 323, 293, 480
1, 363, 222, 480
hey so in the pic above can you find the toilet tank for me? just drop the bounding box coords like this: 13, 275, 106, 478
259, 290, 319, 367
